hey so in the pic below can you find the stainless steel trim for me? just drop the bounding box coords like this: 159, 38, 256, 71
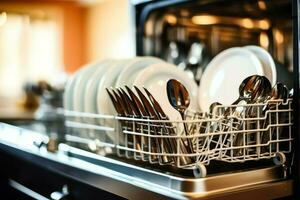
9, 179, 50, 200
60, 144, 287, 194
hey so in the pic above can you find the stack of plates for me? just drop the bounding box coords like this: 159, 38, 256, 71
64, 56, 199, 142
198, 46, 276, 112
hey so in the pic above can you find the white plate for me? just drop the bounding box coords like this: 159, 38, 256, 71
244, 45, 276, 86
96, 59, 130, 115
133, 63, 199, 122
63, 73, 77, 110
96, 60, 131, 144
84, 60, 114, 114
73, 59, 112, 112
115, 57, 164, 88
198, 47, 263, 112
63, 60, 108, 110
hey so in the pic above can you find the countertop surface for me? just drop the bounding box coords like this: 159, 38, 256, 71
0, 100, 35, 121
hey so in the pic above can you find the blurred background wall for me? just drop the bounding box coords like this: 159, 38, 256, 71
0, 0, 133, 99
85, 0, 134, 62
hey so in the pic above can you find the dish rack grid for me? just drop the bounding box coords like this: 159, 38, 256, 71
63, 99, 293, 177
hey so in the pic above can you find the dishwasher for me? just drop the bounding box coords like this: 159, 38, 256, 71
0, 0, 298, 199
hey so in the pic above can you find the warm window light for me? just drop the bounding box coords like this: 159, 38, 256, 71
259, 19, 270, 30
192, 15, 219, 25
240, 18, 254, 29
0, 13, 62, 98
259, 32, 269, 49
0, 12, 7, 26
165, 15, 177, 25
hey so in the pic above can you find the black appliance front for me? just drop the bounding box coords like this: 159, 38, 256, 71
133, 0, 299, 198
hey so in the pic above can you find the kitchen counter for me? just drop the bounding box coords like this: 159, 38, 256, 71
0, 123, 294, 199
0, 101, 34, 122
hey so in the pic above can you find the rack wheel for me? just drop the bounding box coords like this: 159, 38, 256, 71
273, 152, 286, 165
193, 163, 207, 178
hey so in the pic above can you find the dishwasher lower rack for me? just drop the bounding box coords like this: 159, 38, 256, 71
63, 99, 293, 178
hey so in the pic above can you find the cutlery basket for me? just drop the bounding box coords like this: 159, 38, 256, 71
63, 99, 293, 178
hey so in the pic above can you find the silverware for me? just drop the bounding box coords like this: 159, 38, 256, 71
106, 88, 131, 155
261, 82, 289, 152
112, 89, 129, 116
166, 79, 194, 155
108, 86, 167, 163
270, 82, 288, 102
226, 75, 271, 118
250, 76, 272, 103
118, 88, 143, 153
143, 87, 168, 119
111, 89, 137, 157
234, 76, 271, 155
223, 75, 266, 117
220, 75, 271, 156
243, 76, 271, 154
134, 86, 172, 163
125, 86, 152, 159
106, 88, 123, 115
118, 88, 140, 116
166, 79, 190, 120
125, 86, 148, 116
200, 102, 223, 148
143, 87, 192, 165
134, 86, 159, 118
125, 86, 166, 161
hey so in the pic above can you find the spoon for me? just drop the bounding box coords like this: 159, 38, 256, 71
261, 82, 289, 151
261, 82, 287, 113
167, 79, 190, 119
224, 75, 272, 119
251, 76, 272, 103
166, 79, 194, 154
223, 75, 259, 117
242, 76, 272, 121
221, 76, 271, 156
235, 75, 261, 103
271, 82, 288, 102
237, 76, 272, 155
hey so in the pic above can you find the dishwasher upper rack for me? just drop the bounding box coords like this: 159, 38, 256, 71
62, 99, 293, 178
